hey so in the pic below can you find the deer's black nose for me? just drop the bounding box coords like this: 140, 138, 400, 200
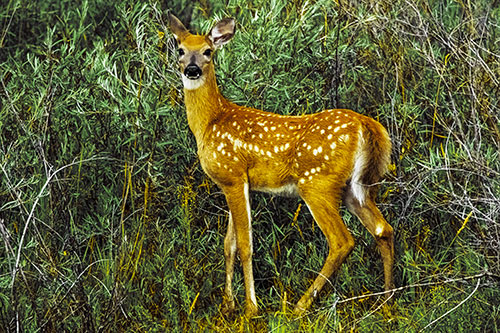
184, 65, 202, 79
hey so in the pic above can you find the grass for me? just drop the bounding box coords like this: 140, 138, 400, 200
1, 0, 499, 331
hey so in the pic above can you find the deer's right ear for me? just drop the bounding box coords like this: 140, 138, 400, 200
209, 18, 236, 47
168, 13, 189, 41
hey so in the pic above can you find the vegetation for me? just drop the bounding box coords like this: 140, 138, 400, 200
1, 0, 499, 331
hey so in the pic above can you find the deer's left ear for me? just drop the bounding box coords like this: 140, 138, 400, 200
209, 18, 236, 47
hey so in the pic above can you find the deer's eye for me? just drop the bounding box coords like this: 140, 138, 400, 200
178, 48, 185, 56
203, 49, 212, 57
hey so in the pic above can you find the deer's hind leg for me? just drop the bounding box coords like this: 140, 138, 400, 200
294, 186, 355, 314
344, 188, 394, 292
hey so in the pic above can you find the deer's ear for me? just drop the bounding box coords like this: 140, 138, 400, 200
168, 13, 189, 41
209, 18, 236, 47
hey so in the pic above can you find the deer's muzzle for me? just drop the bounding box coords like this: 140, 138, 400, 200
184, 65, 202, 79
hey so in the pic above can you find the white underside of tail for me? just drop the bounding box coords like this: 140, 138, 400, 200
350, 128, 368, 205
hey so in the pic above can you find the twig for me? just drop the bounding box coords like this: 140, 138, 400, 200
0, 218, 15, 271
352, 291, 394, 328
271, 270, 494, 332
337, 270, 492, 304
36, 259, 111, 333
0, 0, 18, 48
419, 277, 481, 332
10, 156, 109, 290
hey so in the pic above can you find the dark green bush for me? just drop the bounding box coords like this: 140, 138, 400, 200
1, 0, 498, 331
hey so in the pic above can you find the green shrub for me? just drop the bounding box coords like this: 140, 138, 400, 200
1, 0, 498, 331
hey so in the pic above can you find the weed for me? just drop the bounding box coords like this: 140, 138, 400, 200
0, 0, 499, 331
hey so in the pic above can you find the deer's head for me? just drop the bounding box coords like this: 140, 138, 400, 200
168, 14, 236, 90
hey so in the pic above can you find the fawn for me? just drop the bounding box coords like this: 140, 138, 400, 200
168, 14, 394, 317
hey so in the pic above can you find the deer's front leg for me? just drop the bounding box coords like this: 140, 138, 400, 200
223, 183, 258, 318
222, 212, 236, 316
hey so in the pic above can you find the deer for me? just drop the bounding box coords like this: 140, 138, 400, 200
168, 14, 394, 318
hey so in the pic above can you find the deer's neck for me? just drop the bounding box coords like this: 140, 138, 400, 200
183, 66, 225, 143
